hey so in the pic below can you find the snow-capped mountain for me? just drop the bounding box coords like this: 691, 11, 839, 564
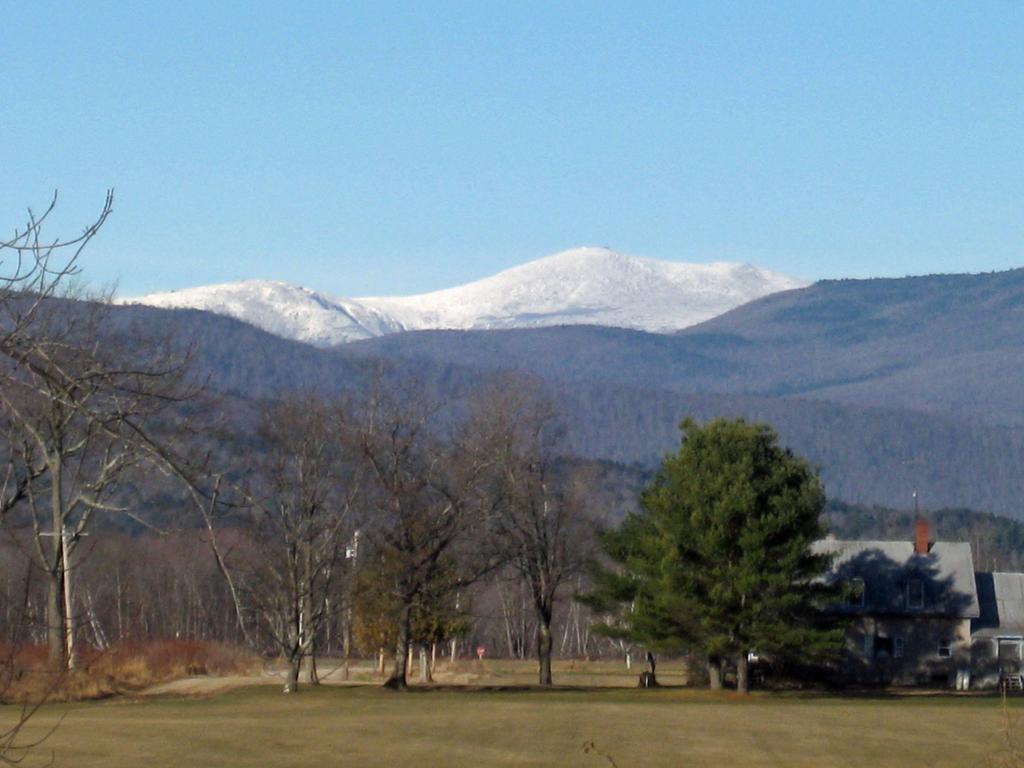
124, 247, 807, 346
123, 280, 407, 346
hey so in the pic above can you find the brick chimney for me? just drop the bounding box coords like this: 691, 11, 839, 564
914, 518, 932, 554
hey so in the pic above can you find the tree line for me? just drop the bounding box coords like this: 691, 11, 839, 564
188, 380, 600, 692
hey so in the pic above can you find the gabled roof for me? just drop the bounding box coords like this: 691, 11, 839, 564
973, 572, 1024, 636
812, 539, 979, 619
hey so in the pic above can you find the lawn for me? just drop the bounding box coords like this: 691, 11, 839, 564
3, 661, 1023, 767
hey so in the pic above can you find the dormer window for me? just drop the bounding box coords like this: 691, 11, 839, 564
908, 578, 924, 609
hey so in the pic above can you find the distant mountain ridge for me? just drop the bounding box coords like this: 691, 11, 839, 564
101, 298, 1024, 518
347, 266, 1024, 427
104, 263, 1024, 517
122, 247, 805, 346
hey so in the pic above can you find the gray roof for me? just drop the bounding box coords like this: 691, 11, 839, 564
973, 572, 1024, 636
812, 539, 979, 619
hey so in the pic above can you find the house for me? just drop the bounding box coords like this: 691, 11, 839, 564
813, 520, 980, 687
970, 572, 1024, 689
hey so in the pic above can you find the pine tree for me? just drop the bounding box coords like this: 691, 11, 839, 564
588, 418, 844, 693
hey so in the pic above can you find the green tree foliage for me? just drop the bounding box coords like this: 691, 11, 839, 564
352, 550, 470, 663
587, 418, 844, 692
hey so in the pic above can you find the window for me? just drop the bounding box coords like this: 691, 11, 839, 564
908, 579, 924, 609
894, 638, 905, 659
863, 635, 874, 658
875, 636, 894, 657
938, 642, 952, 659
847, 578, 866, 608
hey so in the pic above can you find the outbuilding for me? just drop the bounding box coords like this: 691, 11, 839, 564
971, 572, 1024, 690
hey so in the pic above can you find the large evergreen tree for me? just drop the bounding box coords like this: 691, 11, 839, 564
588, 418, 843, 693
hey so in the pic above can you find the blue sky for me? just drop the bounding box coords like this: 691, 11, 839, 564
2, 2, 1022, 297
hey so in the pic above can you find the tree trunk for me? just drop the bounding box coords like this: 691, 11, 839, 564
419, 646, 431, 682
115, 567, 124, 642
736, 653, 750, 694
308, 644, 320, 686
708, 657, 723, 690
497, 581, 517, 657
378, 648, 385, 675
384, 603, 412, 690
46, 569, 64, 668
299, 558, 316, 685
537, 616, 553, 686
342, 616, 352, 681
284, 653, 301, 693
47, 464, 66, 670
519, 583, 528, 659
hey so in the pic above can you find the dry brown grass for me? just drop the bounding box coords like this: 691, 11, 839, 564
4, 682, 1024, 767
1, 640, 259, 704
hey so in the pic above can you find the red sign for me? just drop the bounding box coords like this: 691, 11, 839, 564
476, 645, 486, 660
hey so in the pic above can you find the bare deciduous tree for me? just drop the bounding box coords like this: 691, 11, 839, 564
236, 395, 357, 693
0, 190, 113, 759
342, 383, 498, 690
0, 297, 197, 669
0, 192, 198, 671
0, 191, 112, 348
473, 378, 595, 685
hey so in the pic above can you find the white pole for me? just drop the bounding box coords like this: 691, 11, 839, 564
61, 526, 76, 671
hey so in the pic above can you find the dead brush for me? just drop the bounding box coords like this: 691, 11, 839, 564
0, 641, 259, 703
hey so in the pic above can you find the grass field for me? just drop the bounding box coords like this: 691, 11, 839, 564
3, 660, 1024, 767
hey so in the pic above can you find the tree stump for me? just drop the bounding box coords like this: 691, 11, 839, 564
638, 671, 659, 688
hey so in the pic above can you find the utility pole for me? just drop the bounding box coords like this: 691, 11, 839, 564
61, 526, 75, 670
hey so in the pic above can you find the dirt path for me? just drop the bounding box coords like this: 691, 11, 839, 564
139, 674, 273, 697
137, 662, 387, 697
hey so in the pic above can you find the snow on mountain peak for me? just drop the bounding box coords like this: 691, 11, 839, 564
117, 279, 404, 345
123, 248, 807, 346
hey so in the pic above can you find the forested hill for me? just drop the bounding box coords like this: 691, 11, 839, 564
106, 292, 1024, 518
686, 269, 1024, 425
344, 267, 1024, 428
